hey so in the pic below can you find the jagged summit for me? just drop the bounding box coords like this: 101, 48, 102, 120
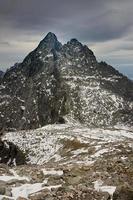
37, 32, 62, 51
0, 32, 133, 131
44, 32, 58, 41
68, 38, 82, 45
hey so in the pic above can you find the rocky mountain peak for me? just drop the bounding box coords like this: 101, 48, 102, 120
44, 32, 58, 41
66, 38, 83, 50
37, 32, 62, 51
69, 38, 82, 45
0, 32, 133, 131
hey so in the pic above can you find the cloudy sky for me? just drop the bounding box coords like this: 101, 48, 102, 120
0, 0, 133, 79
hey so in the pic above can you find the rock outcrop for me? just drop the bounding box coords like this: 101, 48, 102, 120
0, 139, 26, 165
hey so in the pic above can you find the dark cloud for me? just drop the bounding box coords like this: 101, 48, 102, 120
0, 0, 133, 78
1, 0, 132, 42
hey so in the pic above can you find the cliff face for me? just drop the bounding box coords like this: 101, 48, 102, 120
0, 70, 4, 84
0, 32, 133, 131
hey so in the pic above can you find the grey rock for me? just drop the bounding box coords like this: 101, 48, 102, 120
67, 176, 82, 185
5, 188, 12, 197
0, 186, 6, 195
113, 187, 133, 200
0, 70, 4, 78
0, 139, 26, 165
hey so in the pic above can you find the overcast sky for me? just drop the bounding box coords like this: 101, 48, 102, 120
0, 0, 133, 79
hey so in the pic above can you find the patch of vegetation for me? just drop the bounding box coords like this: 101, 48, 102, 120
61, 138, 88, 151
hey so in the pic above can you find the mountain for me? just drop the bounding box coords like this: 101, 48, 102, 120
0, 33, 133, 199
0, 32, 133, 131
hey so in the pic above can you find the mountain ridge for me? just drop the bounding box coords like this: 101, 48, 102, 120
0, 32, 133, 131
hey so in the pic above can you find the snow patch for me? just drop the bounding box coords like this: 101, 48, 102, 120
0, 169, 30, 182
11, 181, 61, 200
93, 179, 116, 199
42, 169, 63, 176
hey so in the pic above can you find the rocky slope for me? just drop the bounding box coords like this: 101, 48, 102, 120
0, 32, 133, 131
0, 123, 133, 200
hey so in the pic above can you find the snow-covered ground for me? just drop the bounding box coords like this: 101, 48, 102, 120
0, 169, 29, 182
2, 122, 133, 165
11, 182, 62, 200
0, 169, 61, 200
